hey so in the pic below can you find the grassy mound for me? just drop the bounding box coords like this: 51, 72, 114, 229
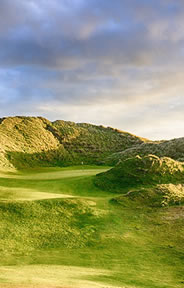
112, 184, 184, 207
0, 116, 146, 169
95, 154, 184, 192
107, 137, 184, 165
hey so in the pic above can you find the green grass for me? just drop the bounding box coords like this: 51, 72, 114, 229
0, 265, 113, 288
0, 166, 183, 288
107, 138, 184, 166
95, 155, 184, 193
0, 116, 146, 170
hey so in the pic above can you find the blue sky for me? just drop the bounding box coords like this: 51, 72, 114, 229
0, 0, 184, 140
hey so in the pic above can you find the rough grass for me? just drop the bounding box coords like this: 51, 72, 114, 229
0, 166, 183, 288
107, 137, 184, 165
95, 154, 184, 192
111, 184, 184, 208
0, 198, 101, 254
0, 116, 146, 169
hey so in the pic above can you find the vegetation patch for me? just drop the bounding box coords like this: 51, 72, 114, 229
107, 137, 184, 165
0, 198, 101, 255
0, 166, 183, 288
111, 184, 184, 207
0, 116, 146, 169
95, 154, 184, 192
157, 184, 184, 206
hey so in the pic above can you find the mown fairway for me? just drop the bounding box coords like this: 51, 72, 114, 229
0, 166, 183, 288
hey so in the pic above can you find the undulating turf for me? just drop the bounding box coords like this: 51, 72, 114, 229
0, 116, 146, 170
0, 166, 183, 288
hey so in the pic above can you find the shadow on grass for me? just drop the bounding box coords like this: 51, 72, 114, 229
5, 148, 111, 170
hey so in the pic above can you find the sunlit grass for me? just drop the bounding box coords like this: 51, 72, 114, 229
0, 166, 183, 288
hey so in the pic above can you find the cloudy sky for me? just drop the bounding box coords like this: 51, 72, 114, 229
0, 0, 183, 140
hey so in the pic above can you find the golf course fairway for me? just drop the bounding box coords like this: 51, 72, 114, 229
0, 166, 183, 288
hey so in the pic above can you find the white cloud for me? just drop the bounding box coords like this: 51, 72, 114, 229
0, 0, 184, 140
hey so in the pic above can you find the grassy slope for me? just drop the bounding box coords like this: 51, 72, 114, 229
107, 137, 184, 165
95, 154, 184, 187
0, 166, 183, 288
0, 116, 146, 170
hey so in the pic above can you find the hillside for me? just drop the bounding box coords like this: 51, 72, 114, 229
0, 116, 146, 170
0, 116, 184, 287
107, 137, 184, 165
95, 154, 184, 206
112, 183, 184, 207
95, 154, 184, 190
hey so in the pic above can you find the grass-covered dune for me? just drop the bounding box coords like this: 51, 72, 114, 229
0, 116, 146, 170
107, 137, 184, 165
95, 154, 184, 190
112, 183, 184, 207
95, 154, 184, 207
0, 166, 184, 288
0, 117, 184, 288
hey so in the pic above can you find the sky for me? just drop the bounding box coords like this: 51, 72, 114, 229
0, 0, 184, 140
